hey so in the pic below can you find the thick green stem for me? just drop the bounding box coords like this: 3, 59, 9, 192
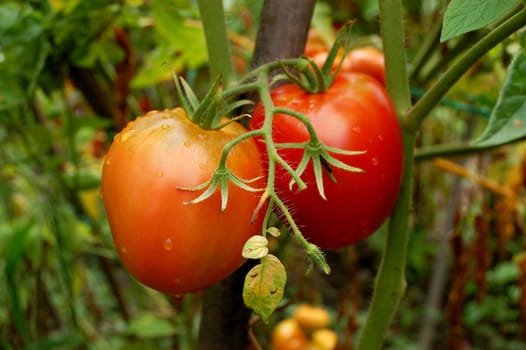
408, 4, 526, 131
357, 2, 526, 349
356, 0, 413, 349
381, 0, 412, 118
197, 0, 235, 86
356, 131, 415, 350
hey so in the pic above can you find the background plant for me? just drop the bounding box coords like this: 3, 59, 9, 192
2, 0, 526, 349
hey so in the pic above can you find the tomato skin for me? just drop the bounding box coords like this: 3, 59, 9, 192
345, 47, 386, 86
250, 73, 403, 249
101, 108, 265, 294
293, 304, 331, 330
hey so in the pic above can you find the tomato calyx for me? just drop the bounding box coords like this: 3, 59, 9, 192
177, 146, 265, 211
278, 22, 354, 94
273, 107, 365, 200
176, 124, 265, 212
171, 68, 253, 130
167, 68, 266, 212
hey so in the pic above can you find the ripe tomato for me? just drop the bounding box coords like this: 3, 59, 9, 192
101, 108, 265, 295
271, 318, 309, 350
250, 73, 403, 249
293, 304, 331, 330
309, 47, 386, 86
345, 47, 386, 86
311, 329, 338, 350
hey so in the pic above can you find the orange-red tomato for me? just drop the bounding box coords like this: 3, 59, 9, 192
293, 304, 331, 330
101, 108, 265, 295
271, 319, 310, 350
311, 329, 338, 350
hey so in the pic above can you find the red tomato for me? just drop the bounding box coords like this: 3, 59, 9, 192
304, 28, 329, 58
250, 73, 403, 249
101, 108, 265, 295
345, 47, 386, 86
310, 47, 386, 86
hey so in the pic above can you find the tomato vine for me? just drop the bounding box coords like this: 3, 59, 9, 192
171, 24, 384, 319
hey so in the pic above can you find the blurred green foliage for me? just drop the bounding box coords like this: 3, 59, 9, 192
1, 0, 526, 349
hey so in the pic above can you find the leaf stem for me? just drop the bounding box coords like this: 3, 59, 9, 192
414, 135, 526, 162
408, 18, 442, 81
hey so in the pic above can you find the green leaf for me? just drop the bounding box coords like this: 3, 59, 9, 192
487, 262, 519, 286
5, 220, 34, 342
243, 254, 286, 322
441, 0, 519, 42
133, 0, 210, 87
473, 49, 526, 147
127, 313, 178, 339
152, 0, 207, 68
0, 75, 27, 111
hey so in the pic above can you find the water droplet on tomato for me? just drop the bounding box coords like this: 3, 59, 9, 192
171, 293, 185, 302
173, 278, 181, 285
163, 238, 174, 251
184, 140, 191, 147
371, 157, 379, 166
120, 129, 136, 142
120, 246, 128, 254
352, 126, 361, 134
197, 133, 208, 140
377, 134, 384, 141
160, 124, 171, 130
105, 157, 111, 165
199, 163, 206, 170
156, 170, 164, 177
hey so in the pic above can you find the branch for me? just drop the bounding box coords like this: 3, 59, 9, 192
250, 0, 316, 70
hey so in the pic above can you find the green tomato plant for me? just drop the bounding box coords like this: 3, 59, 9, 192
190, 1, 526, 349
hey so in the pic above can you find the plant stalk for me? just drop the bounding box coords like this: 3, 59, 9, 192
356, 131, 415, 350
197, 0, 235, 86
356, 0, 413, 348
380, 0, 412, 119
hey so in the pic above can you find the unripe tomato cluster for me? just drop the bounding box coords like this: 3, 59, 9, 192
271, 304, 338, 350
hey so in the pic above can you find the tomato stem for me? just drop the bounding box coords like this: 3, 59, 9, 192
174, 52, 369, 293
355, 0, 414, 349
197, 0, 235, 87
254, 71, 333, 273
